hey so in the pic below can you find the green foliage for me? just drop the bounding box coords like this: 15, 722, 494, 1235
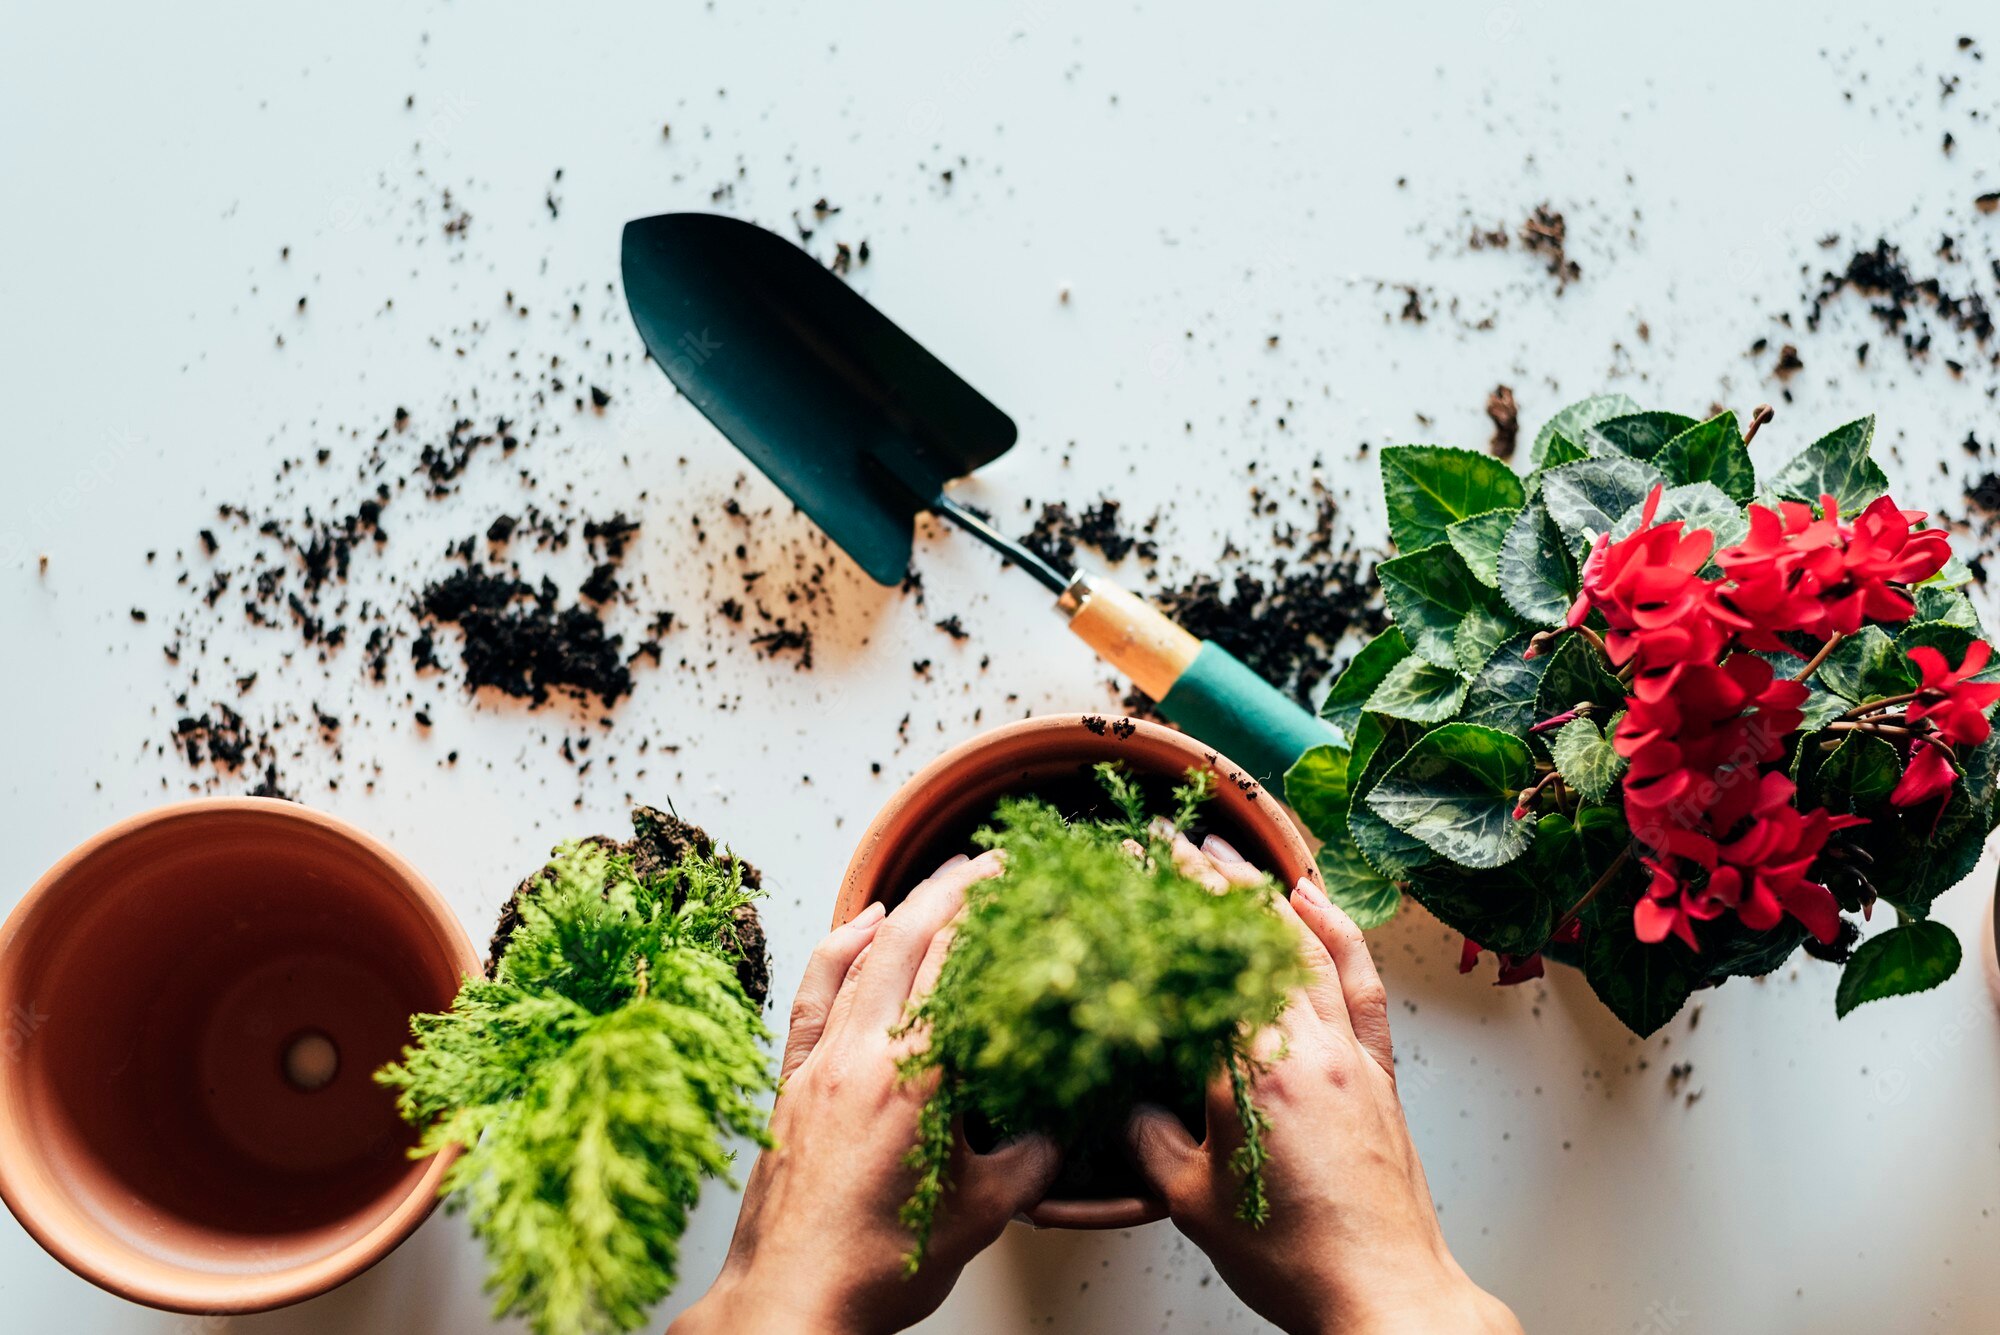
1367, 724, 1536, 869
1585, 411, 1698, 461
1582, 883, 1698, 1036
1614, 481, 1747, 550
1550, 714, 1625, 803
1771, 416, 1888, 514
1497, 500, 1576, 626
1817, 625, 1919, 703
897, 766, 1305, 1269
1287, 745, 1400, 928
1377, 545, 1507, 670
1344, 714, 1435, 879
1446, 507, 1519, 587
1541, 456, 1666, 548
1319, 628, 1409, 735
1655, 411, 1755, 502
1367, 654, 1470, 724
1835, 921, 1962, 1017
1287, 397, 1991, 1035
1529, 393, 1638, 468
1458, 630, 1552, 734
1534, 633, 1626, 719
1379, 445, 1525, 554
377, 825, 772, 1335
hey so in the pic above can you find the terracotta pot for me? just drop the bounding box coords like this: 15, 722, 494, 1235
836, 713, 1321, 1230
0, 798, 478, 1314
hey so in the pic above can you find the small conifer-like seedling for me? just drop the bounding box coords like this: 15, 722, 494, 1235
377, 809, 774, 1335
896, 764, 1305, 1269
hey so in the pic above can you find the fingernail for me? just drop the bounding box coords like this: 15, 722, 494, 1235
852, 901, 887, 928
934, 853, 970, 875
1148, 816, 1176, 840
1292, 876, 1331, 909
1202, 835, 1249, 866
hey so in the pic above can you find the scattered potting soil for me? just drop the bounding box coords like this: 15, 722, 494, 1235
487, 804, 771, 1003
1803, 239, 1997, 366
1485, 385, 1519, 460
1468, 203, 1581, 289
1130, 494, 1385, 711
416, 562, 633, 708
1018, 498, 1161, 570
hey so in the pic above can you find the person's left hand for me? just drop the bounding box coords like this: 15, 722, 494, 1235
670, 851, 1062, 1335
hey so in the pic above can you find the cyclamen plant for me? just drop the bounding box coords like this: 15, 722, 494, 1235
1286, 399, 2000, 1035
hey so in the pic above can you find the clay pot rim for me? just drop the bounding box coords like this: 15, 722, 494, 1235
836, 713, 1319, 1231
0, 796, 480, 1314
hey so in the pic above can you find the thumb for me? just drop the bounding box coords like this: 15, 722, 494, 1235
1124, 1103, 1204, 1209
956, 1131, 1063, 1225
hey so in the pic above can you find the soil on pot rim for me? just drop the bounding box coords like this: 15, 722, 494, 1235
486, 804, 771, 1005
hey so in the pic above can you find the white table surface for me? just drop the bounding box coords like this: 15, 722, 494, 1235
7, 2, 2000, 1331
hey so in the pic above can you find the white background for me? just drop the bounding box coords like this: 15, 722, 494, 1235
6, 2, 2000, 1332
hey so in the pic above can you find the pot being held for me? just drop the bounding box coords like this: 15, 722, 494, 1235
0, 799, 477, 1313
836, 713, 1321, 1230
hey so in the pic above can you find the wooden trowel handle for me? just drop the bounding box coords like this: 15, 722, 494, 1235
1059, 573, 1341, 790
1061, 573, 1202, 700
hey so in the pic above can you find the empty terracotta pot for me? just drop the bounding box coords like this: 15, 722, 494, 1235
836, 713, 1321, 1230
0, 798, 478, 1313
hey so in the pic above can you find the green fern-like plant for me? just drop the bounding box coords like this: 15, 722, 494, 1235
377, 818, 773, 1335
895, 764, 1305, 1270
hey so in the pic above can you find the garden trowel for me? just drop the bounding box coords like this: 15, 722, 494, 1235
620, 211, 1338, 788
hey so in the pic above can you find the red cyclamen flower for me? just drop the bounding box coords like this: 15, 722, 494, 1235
1713, 493, 1951, 648
1890, 738, 1959, 809
1566, 486, 1724, 668
1906, 640, 2000, 747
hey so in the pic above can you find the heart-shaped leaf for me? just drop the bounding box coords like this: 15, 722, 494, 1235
1834, 921, 1962, 1018
1381, 446, 1526, 555
1541, 456, 1666, 547
1379, 546, 1506, 670
1534, 633, 1627, 720
1582, 411, 1698, 461
1770, 416, 1888, 514
1612, 481, 1749, 551
1447, 507, 1518, 587
1655, 411, 1756, 503
1550, 715, 1626, 803
1367, 655, 1471, 724
1459, 631, 1552, 734
1810, 734, 1901, 816
1582, 896, 1698, 1037
1529, 393, 1640, 469
1315, 839, 1402, 930
1497, 501, 1576, 626
1318, 628, 1410, 735
1345, 715, 1434, 879
1285, 743, 1353, 842
1367, 724, 1536, 869
1453, 604, 1521, 678
1816, 625, 1919, 703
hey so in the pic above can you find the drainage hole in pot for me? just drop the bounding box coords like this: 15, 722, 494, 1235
281, 1029, 341, 1092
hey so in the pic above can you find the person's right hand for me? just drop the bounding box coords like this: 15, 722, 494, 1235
1127, 850, 1522, 1335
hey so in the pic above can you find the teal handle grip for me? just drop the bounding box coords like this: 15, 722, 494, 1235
1155, 642, 1341, 791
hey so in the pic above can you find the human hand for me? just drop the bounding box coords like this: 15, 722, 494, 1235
671, 852, 1061, 1335
1127, 842, 1522, 1335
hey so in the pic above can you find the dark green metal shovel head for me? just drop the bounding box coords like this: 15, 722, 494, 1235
621, 212, 1018, 585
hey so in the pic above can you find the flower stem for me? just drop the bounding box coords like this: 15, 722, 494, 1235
1837, 690, 1921, 721
1742, 403, 1775, 445
1791, 633, 1844, 683
1546, 845, 1635, 947
1573, 623, 1614, 664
